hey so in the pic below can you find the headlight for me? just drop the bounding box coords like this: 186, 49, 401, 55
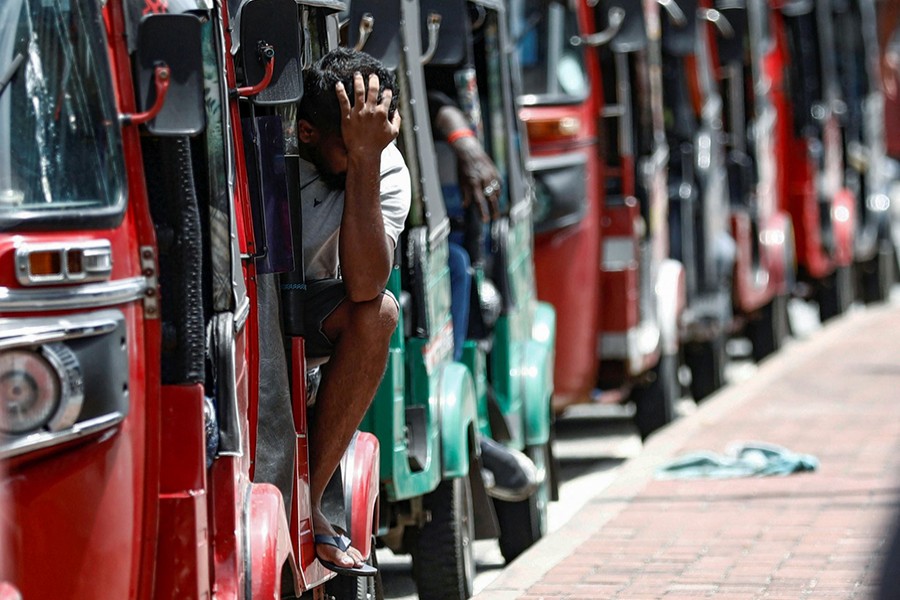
0, 349, 60, 434
0, 344, 83, 436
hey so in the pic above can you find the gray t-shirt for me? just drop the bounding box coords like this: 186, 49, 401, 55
299, 143, 411, 280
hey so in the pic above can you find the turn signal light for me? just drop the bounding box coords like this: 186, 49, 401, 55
28, 251, 62, 278
524, 117, 582, 143
67, 249, 84, 275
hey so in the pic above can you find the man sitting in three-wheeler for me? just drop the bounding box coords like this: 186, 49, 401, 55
287, 47, 410, 575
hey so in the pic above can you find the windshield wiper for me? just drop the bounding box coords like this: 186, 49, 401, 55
0, 54, 25, 98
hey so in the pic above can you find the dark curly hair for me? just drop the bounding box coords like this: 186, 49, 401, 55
298, 48, 399, 135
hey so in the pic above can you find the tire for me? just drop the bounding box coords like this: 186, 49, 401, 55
493, 443, 550, 563
632, 353, 680, 441
861, 239, 896, 304
818, 264, 853, 322
412, 477, 476, 600
322, 540, 383, 600
684, 335, 727, 402
747, 294, 790, 363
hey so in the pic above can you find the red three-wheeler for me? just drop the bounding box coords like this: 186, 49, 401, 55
517, 0, 686, 439
711, 0, 794, 362
877, 0, 900, 255
655, 0, 736, 399
825, 0, 897, 303
0, 0, 381, 598
767, 0, 858, 322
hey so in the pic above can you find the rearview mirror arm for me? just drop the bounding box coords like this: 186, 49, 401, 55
697, 7, 734, 38
570, 7, 625, 47
354, 13, 374, 52
121, 63, 171, 126
657, 0, 687, 26
421, 13, 442, 65
235, 42, 275, 98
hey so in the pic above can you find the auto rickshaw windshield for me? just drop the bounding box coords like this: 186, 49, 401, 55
511, 0, 588, 102
0, 0, 126, 228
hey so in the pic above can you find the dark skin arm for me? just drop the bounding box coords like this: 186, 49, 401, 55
433, 104, 501, 222
335, 72, 402, 302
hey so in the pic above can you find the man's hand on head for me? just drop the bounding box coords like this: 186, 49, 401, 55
336, 72, 401, 159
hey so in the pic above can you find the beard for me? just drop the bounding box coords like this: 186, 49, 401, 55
307, 144, 347, 191
320, 170, 347, 191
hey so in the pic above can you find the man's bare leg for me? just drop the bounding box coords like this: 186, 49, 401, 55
309, 293, 398, 568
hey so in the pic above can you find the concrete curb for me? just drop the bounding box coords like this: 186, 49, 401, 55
475, 305, 890, 599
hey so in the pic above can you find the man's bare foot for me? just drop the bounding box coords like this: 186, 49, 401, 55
313, 509, 364, 569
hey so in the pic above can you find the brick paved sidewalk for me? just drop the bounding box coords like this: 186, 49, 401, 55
478, 305, 900, 599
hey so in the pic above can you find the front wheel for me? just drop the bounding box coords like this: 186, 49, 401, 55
861, 239, 896, 304
747, 293, 790, 362
632, 353, 680, 441
818, 265, 853, 322
684, 335, 727, 402
493, 443, 551, 563
412, 476, 476, 600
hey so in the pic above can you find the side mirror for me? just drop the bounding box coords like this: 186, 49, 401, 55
239, 0, 303, 105
347, 1, 402, 70
419, 0, 469, 66
133, 14, 205, 136
660, 0, 698, 56
527, 153, 589, 234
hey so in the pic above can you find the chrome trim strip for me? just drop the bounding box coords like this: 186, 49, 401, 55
242, 484, 253, 600
510, 195, 533, 222
0, 412, 124, 460
0, 311, 121, 350
428, 216, 451, 246
234, 296, 251, 333
341, 431, 359, 529
0, 277, 147, 312
525, 151, 589, 173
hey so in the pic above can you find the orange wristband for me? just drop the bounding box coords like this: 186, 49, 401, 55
446, 128, 475, 144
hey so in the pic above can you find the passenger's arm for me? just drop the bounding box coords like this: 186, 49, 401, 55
432, 103, 501, 222
335, 72, 402, 302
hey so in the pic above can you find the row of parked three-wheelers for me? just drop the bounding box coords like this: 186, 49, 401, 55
521, 0, 899, 439
0, 1, 555, 599
0, 1, 896, 600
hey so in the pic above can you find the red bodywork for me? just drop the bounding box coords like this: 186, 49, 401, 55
526, 0, 681, 413
710, 1, 791, 315
1, 2, 158, 597
767, 3, 855, 283
0, 1, 379, 598
524, 82, 603, 408
878, 1, 900, 159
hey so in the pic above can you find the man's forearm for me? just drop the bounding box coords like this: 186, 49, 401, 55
339, 153, 393, 302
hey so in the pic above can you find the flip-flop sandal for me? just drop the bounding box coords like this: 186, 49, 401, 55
314, 533, 378, 577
